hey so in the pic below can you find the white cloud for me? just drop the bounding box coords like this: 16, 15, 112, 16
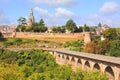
55, 8, 75, 18
0, 8, 10, 25
80, 14, 120, 27
34, 7, 75, 26
100, 2, 119, 15
28, 0, 76, 6
34, 7, 51, 18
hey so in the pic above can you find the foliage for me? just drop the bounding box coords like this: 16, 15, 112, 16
17, 17, 27, 26
78, 26, 83, 32
0, 49, 108, 80
0, 32, 2, 37
90, 27, 96, 32
107, 40, 120, 57
103, 28, 117, 40
64, 40, 84, 51
98, 22, 102, 27
83, 24, 90, 32
98, 39, 110, 55
52, 26, 65, 33
31, 19, 47, 32
65, 19, 78, 33
84, 42, 102, 54
16, 18, 47, 32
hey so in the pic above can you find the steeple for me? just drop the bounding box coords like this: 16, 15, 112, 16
28, 8, 35, 26
30, 8, 33, 16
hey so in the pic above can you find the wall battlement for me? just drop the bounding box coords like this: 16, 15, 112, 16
2, 32, 92, 44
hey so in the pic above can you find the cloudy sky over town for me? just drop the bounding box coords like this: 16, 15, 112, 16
0, 0, 120, 27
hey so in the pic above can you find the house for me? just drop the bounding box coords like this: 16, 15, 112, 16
96, 24, 110, 35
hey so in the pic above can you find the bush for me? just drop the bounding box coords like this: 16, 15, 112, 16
84, 42, 102, 54
107, 40, 120, 57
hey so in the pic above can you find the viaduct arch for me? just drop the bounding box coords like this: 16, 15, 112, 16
44, 48, 120, 80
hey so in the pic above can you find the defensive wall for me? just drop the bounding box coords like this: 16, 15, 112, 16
15, 32, 92, 44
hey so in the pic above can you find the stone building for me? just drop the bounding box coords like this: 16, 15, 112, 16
96, 24, 110, 35
28, 8, 35, 26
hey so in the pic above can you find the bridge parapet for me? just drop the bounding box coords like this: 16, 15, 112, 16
43, 48, 120, 80
7, 48, 120, 80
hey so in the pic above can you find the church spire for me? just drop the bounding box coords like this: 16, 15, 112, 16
30, 8, 33, 16
28, 8, 35, 26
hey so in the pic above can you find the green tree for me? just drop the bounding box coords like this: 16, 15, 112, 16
16, 17, 27, 32
108, 40, 120, 57
99, 39, 110, 55
38, 19, 47, 32
78, 26, 83, 32
103, 28, 117, 40
0, 32, 2, 37
90, 27, 96, 32
65, 19, 77, 33
31, 19, 47, 32
17, 17, 27, 26
83, 24, 90, 32
98, 22, 102, 27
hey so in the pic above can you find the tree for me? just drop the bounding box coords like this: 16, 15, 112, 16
84, 42, 102, 54
17, 17, 27, 26
78, 26, 83, 32
98, 22, 102, 27
31, 19, 47, 32
65, 19, 77, 33
90, 27, 96, 32
83, 24, 90, 32
103, 28, 117, 40
16, 17, 27, 32
108, 40, 120, 57
0, 32, 2, 37
99, 39, 110, 55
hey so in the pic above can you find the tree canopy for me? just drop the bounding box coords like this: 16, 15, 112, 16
65, 19, 78, 33
103, 28, 117, 40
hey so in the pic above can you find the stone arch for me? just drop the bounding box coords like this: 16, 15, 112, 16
93, 63, 100, 70
71, 57, 75, 67
62, 54, 65, 59
77, 58, 82, 68
56, 54, 61, 63
66, 56, 70, 64
60, 54, 66, 64
71, 57, 75, 62
84, 61, 90, 70
119, 72, 120, 80
57, 54, 61, 58
105, 66, 114, 80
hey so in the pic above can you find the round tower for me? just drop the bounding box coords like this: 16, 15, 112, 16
84, 32, 91, 45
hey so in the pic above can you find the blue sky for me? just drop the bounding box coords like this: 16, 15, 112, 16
0, 0, 120, 27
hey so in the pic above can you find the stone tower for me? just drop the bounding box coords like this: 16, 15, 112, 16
28, 8, 34, 26
84, 32, 91, 45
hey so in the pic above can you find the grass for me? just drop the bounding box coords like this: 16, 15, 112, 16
19, 37, 82, 43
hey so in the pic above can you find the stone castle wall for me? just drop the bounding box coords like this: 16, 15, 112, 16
15, 32, 92, 44
1, 32, 92, 44
15, 32, 84, 38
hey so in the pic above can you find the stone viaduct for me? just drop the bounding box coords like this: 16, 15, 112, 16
43, 48, 120, 80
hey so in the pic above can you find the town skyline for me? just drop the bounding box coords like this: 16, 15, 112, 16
0, 0, 120, 27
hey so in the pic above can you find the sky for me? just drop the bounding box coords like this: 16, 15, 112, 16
0, 0, 120, 27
